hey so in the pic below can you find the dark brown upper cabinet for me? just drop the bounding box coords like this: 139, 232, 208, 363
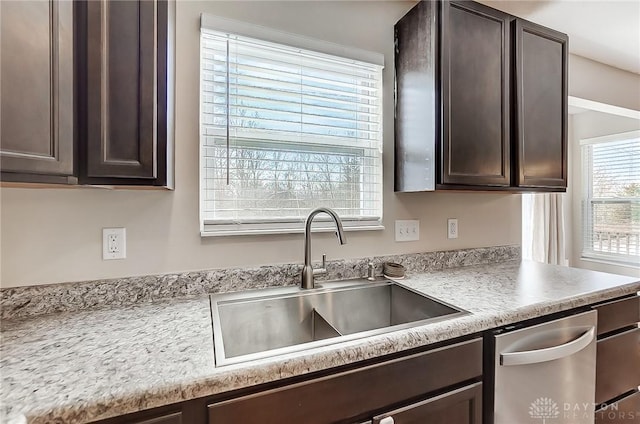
441, 1, 511, 188
514, 19, 568, 189
79, 0, 171, 186
80, 0, 167, 185
394, 0, 568, 193
394, 0, 438, 192
1, 0, 173, 187
0, 0, 76, 184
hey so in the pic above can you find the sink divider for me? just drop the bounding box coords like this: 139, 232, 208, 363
312, 309, 343, 341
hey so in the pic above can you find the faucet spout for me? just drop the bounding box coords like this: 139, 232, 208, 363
302, 207, 347, 289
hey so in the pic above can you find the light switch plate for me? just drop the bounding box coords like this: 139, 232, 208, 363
103, 228, 126, 260
395, 220, 419, 242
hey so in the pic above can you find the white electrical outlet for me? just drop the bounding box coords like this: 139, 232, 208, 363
395, 220, 420, 242
103, 228, 126, 260
447, 218, 458, 239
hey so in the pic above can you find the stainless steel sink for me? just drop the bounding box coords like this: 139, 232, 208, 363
210, 279, 467, 366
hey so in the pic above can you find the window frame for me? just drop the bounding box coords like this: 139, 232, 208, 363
198, 14, 385, 237
580, 130, 640, 267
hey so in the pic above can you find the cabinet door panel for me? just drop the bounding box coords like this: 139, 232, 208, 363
372, 383, 482, 424
85, 0, 157, 180
515, 20, 568, 188
441, 1, 510, 187
0, 0, 74, 176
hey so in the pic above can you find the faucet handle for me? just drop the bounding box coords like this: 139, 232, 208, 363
313, 254, 328, 277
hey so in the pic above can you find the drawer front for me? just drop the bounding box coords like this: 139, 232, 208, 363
594, 296, 640, 336
372, 382, 482, 424
596, 328, 640, 404
595, 391, 640, 424
129, 412, 182, 424
208, 338, 482, 424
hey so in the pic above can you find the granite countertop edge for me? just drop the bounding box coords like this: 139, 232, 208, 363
3, 262, 640, 424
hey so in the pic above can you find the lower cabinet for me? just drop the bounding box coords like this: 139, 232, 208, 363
595, 391, 640, 424
94, 411, 184, 424
92, 337, 482, 424
132, 413, 182, 424
368, 382, 482, 424
208, 338, 482, 424
595, 328, 640, 404
82, 297, 640, 424
592, 295, 640, 424
592, 295, 640, 403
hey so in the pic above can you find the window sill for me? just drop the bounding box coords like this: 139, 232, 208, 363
201, 224, 385, 237
580, 255, 640, 270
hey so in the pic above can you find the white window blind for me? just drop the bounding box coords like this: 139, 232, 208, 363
581, 130, 640, 266
199, 19, 384, 236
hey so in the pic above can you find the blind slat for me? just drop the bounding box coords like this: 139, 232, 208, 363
223, 96, 381, 118
202, 87, 380, 111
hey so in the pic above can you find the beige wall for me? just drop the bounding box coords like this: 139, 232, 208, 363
0, 1, 522, 288
564, 52, 640, 278
569, 55, 640, 112
567, 110, 640, 277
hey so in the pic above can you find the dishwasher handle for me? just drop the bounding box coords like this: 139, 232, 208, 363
500, 326, 595, 366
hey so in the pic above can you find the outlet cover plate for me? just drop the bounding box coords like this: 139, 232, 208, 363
447, 218, 458, 239
103, 228, 126, 260
395, 220, 420, 242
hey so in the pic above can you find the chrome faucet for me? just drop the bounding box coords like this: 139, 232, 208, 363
302, 207, 347, 289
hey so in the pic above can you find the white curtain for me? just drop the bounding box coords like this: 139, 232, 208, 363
522, 193, 568, 265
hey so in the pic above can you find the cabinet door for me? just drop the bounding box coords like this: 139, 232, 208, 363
0, 0, 74, 181
372, 383, 482, 424
440, 1, 511, 187
82, 0, 168, 184
514, 19, 568, 189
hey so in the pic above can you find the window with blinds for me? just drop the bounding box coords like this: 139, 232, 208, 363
581, 130, 640, 266
199, 17, 384, 235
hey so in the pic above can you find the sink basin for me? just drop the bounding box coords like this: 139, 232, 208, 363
210, 279, 467, 366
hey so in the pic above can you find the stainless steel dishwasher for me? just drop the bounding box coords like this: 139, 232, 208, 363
490, 310, 597, 424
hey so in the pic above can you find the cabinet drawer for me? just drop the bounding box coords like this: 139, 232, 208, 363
108, 412, 182, 424
124, 413, 182, 424
208, 338, 482, 424
596, 328, 640, 404
595, 391, 640, 424
594, 296, 640, 336
372, 382, 482, 424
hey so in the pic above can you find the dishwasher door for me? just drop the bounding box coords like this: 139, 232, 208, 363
493, 310, 597, 424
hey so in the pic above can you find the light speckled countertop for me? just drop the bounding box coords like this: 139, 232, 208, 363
1, 260, 638, 424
